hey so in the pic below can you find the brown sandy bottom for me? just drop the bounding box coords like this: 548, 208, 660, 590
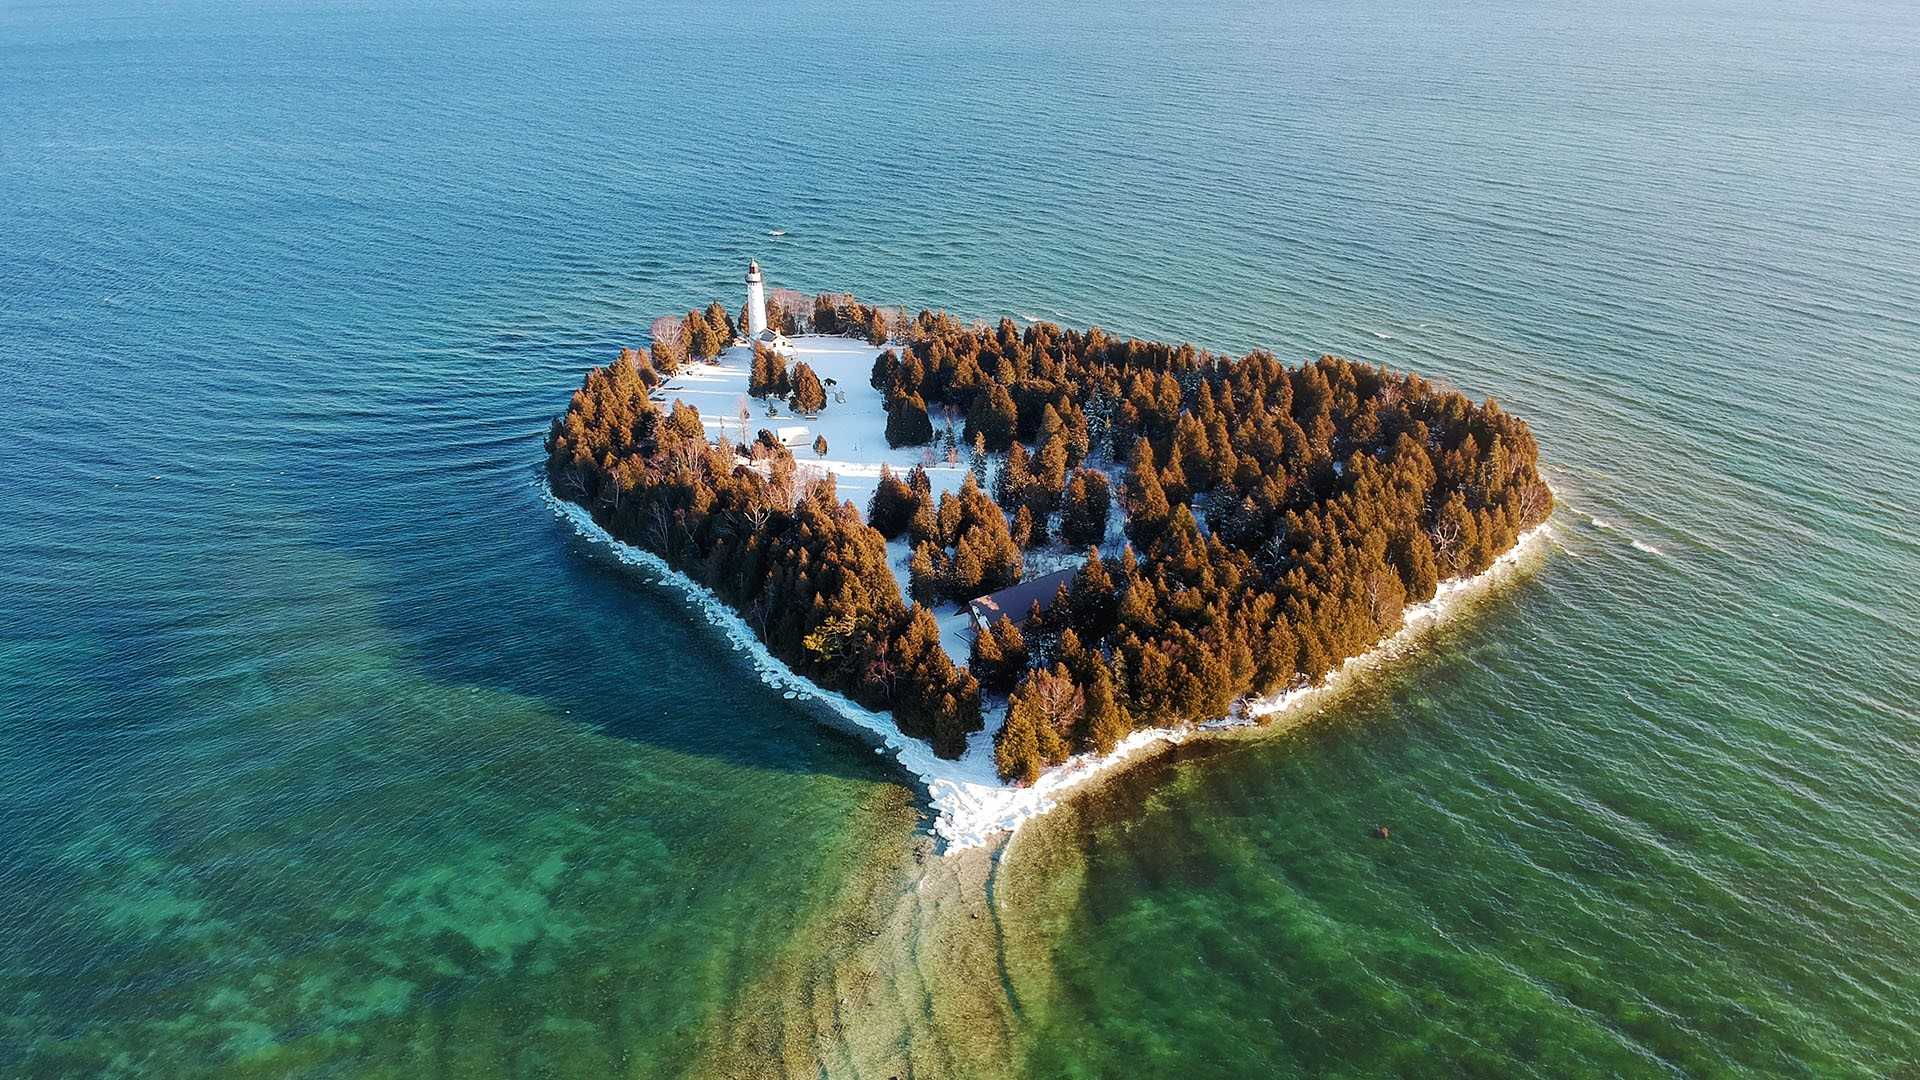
687, 784, 1112, 1080
688, 556, 1554, 1078
684, 689, 1396, 1078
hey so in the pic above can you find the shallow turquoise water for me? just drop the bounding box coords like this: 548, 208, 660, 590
3, 0, 1917, 1075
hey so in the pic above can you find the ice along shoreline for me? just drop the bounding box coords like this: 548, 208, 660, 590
547, 483, 1552, 853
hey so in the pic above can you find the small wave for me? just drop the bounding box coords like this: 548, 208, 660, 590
1590, 516, 1612, 529
1631, 539, 1664, 556
1372, 330, 1393, 340
768, 229, 787, 237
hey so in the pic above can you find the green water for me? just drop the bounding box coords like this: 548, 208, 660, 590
3, 0, 1917, 1075
3, 542, 921, 1076
1003, 579, 1918, 1076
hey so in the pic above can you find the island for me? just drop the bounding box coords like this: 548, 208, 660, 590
546, 261, 1552, 848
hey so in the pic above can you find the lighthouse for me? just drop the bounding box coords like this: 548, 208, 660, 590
745, 260, 768, 339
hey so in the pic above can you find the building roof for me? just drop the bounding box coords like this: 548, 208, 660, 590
968, 566, 1079, 627
746, 259, 761, 278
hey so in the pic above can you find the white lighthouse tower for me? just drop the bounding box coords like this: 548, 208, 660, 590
745, 260, 768, 339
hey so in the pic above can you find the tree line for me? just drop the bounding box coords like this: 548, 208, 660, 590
547, 349, 982, 757
550, 292, 1551, 781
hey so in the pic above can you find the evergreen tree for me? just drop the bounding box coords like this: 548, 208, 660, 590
1124, 438, 1172, 545
994, 698, 1045, 785
967, 382, 1018, 451
908, 493, 940, 547
1011, 504, 1036, 550
907, 463, 933, 501
1393, 529, 1440, 603
870, 348, 900, 392
1082, 661, 1131, 754
885, 391, 934, 447
1037, 403, 1066, 451
789, 362, 827, 415
970, 615, 1028, 693
1033, 438, 1069, 513
770, 343, 791, 396
1055, 628, 1087, 676
970, 617, 1005, 685
1064, 401, 1092, 466
908, 543, 942, 606
949, 534, 986, 599
749, 343, 770, 397
996, 442, 1031, 512
867, 465, 918, 538
700, 311, 727, 358
749, 342, 789, 398
969, 431, 989, 486
684, 309, 715, 359
1067, 549, 1118, 641
889, 604, 982, 758
1060, 468, 1111, 547
705, 301, 737, 343
931, 677, 983, 759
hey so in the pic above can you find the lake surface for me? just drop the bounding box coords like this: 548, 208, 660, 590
3, 0, 1917, 1075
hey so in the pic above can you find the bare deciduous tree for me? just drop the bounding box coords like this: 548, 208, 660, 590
796, 465, 828, 506
1515, 481, 1550, 524
744, 503, 772, 535
1028, 666, 1085, 742
1365, 568, 1396, 628
769, 288, 809, 332
644, 504, 673, 554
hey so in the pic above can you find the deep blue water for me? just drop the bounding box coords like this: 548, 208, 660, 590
3, 0, 1918, 1075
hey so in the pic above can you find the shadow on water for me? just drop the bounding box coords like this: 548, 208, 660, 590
324, 463, 903, 789
0, 523, 919, 1078
562, 523, 906, 787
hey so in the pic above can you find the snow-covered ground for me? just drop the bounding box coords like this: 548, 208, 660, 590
655, 335, 974, 517
558, 334, 1558, 852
